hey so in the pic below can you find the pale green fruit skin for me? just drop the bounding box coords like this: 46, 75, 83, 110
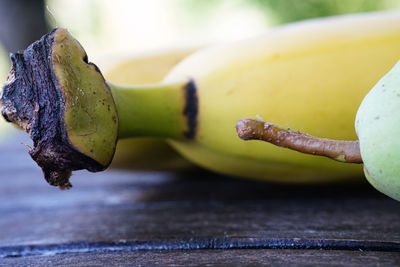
356, 60, 400, 201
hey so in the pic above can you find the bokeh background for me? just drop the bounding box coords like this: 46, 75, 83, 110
0, 0, 400, 137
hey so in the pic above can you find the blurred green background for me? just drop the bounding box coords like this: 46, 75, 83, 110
0, 0, 399, 136
2, 0, 400, 81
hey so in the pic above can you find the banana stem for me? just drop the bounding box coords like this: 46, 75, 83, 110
236, 118, 362, 164
0, 27, 201, 188
108, 81, 192, 140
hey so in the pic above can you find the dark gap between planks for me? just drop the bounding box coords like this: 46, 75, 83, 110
1, 238, 400, 258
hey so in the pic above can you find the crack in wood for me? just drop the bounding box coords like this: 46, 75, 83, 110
1, 238, 399, 258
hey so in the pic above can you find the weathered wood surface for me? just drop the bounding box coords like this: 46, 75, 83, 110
0, 130, 400, 265
2, 250, 400, 267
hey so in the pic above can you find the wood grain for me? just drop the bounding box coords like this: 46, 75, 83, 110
0, 130, 399, 265
2, 250, 400, 266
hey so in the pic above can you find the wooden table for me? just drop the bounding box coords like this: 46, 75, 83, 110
0, 131, 399, 266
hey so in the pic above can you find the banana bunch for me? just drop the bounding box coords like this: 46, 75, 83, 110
104, 49, 196, 171
3, 11, 400, 188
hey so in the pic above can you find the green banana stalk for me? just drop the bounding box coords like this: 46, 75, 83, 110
3, 11, 400, 188
105, 49, 197, 171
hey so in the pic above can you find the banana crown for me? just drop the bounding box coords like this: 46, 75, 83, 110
0, 28, 118, 188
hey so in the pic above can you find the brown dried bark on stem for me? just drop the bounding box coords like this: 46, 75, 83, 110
236, 118, 362, 164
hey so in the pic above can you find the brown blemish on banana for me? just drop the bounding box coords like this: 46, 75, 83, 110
236, 118, 362, 164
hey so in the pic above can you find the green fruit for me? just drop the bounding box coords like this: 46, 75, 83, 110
355, 60, 400, 201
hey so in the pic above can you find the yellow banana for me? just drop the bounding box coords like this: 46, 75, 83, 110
233, 60, 400, 202
3, 11, 400, 188
104, 49, 196, 171
161, 11, 400, 183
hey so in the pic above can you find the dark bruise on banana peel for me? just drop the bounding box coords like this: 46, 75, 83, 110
0, 28, 118, 189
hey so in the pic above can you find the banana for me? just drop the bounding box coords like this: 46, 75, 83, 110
162, 10, 400, 183
104, 49, 197, 171
105, 49, 197, 84
3, 11, 400, 188
234, 61, 400, 201
0, 45, 12, 142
